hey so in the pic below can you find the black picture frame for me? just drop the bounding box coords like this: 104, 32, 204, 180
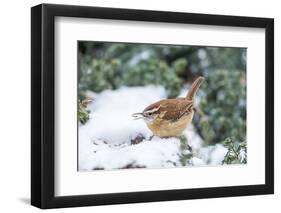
31, 3, 274, 209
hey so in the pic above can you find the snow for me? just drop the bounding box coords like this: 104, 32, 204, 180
198, 144, 228, 165
79, 86, 228, 171
239, 149, 247, 162
90, 137, 181, 170
189, 157, 206, 166
81, 86, 166, 145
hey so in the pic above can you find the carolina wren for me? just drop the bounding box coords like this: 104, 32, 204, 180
133, 76, 205, 138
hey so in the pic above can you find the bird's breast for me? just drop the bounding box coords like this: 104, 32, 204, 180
146, 110, 194, 137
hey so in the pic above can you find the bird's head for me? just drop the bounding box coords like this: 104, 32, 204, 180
132, 104, 161, 123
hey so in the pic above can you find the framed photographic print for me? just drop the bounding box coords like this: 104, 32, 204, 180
31, 3, 274, 209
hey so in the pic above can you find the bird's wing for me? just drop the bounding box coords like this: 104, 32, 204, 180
160, 99, 194, 121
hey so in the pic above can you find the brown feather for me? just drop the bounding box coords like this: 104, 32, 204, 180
186, 76, 205, 100
139, 76, 204, 137
143, 98, 193, 121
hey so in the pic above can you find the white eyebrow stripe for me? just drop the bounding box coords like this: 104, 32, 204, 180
146, 105, 161, 113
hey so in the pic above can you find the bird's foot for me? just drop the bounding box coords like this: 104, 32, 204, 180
148, 135, 154, 141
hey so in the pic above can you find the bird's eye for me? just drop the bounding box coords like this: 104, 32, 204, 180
148, 112, 152, 116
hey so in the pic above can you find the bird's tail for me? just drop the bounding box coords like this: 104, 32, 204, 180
186, 76, 205, 100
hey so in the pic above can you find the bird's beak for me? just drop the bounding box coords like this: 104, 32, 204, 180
132, 113, 144, 120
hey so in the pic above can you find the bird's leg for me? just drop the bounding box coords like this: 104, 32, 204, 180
148, 135, 154, 141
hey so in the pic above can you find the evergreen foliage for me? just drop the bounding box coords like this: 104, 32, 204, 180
78, 42, 246, 147
222, 137, 247, 164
